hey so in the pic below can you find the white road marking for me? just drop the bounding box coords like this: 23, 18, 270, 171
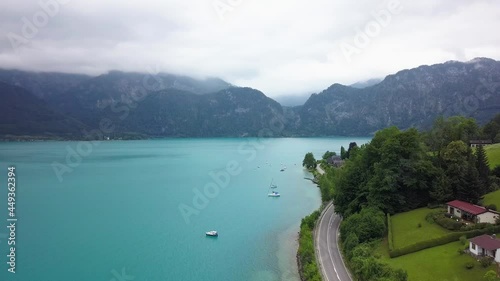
317, 204, 332, 281
335, 216, 353, 281
327, 211, 342, 281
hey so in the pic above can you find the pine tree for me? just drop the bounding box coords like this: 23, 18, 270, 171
340, 146, 347, 160
464, 149, 482, 203
476, 144, 491, 193
443, 141, 482, 203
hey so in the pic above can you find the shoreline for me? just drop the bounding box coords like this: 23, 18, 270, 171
296, 165, 326, 281
0, 135, 373, 142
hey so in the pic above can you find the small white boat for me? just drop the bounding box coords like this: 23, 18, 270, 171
206, 231, 218, 237
268, 191, 280, 197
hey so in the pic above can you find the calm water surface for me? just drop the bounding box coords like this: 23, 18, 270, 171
0, 137, 370, 281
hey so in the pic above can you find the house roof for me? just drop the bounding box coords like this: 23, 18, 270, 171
327, 155, 342, 161
470, 235, 500, 251
470, 140, 492, 144
447, 200, 487, 215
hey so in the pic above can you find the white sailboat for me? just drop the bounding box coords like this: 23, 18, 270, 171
270, 179, 277, 189
268, 191, 280, 197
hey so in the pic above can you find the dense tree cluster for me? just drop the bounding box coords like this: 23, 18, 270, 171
316, 114, 500, 281
339, 208, 407, 281
333, 115, 497, 217
483, 114, 500, 143
333, 127, 438, 215
349, 243, 408, 281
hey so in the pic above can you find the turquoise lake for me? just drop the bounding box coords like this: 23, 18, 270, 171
0, 137, 370, 281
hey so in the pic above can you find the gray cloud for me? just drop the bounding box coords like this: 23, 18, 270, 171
0, 0, 499, 98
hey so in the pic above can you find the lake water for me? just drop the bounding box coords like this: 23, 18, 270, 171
0, 137, 370, 281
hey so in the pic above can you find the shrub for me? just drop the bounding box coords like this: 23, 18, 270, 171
459, 235, 467, 245
462, 223, 491, 231
343, 233, 359, 261
425, 212, 436, 224
457, 248, 464, 255
465, 262, 474, 270
298, 210, 322, 281
417, 223, 422, 228
487, 204, 497, 211
480, 256, 494, 268
341, 207, 386, 243
433, 213, 463, 230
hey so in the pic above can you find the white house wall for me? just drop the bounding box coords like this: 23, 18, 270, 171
470, 243, 480, 255
448, 206, 462, 217
477, 211, 499, 224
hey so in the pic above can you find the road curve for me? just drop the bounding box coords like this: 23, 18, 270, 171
315, 202, 352, 281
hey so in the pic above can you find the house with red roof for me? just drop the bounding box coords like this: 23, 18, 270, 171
447, 200, 499, 224
469, 234, 500, 262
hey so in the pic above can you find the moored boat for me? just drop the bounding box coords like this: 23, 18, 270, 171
206, 230, 218, 237
268, 191, 280, 197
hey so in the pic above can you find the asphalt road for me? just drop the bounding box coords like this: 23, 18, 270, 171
315, 203, 352, 281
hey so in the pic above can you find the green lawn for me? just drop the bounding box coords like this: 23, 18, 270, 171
483, 189, 500, 208
485, 143, 500, 168
391, 207, 451, 248
375, 239, 495, 281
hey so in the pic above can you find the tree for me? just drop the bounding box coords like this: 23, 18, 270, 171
430, 172, 453, 203
303, 152, 317, 169
482, 113, 500, 143
426, 116, 480, 158
493, 166, 500, 178
340, 146, 347, 159
476, 144, 491, 192
346, 142, 358, 159
322, 150, 336, 160
343, 233, 359, 260
340, 207, 386, 243
442, 141, 482, 203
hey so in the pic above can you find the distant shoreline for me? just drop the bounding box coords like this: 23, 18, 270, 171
0, 135, 372, 142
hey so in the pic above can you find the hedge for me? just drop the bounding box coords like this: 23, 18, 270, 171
387, 213, 394, 251
389, 225, 500, 258
297, 209, 324, 280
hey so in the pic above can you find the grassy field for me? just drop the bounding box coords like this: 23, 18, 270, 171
483, 189, 500, 208
485, 143, 500, 168
391, 207, 451, 248
375, 239, 495, 281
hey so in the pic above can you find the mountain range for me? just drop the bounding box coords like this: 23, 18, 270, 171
2, 58, 500, 139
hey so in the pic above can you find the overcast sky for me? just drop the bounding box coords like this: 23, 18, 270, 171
0, 0, 499, 98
